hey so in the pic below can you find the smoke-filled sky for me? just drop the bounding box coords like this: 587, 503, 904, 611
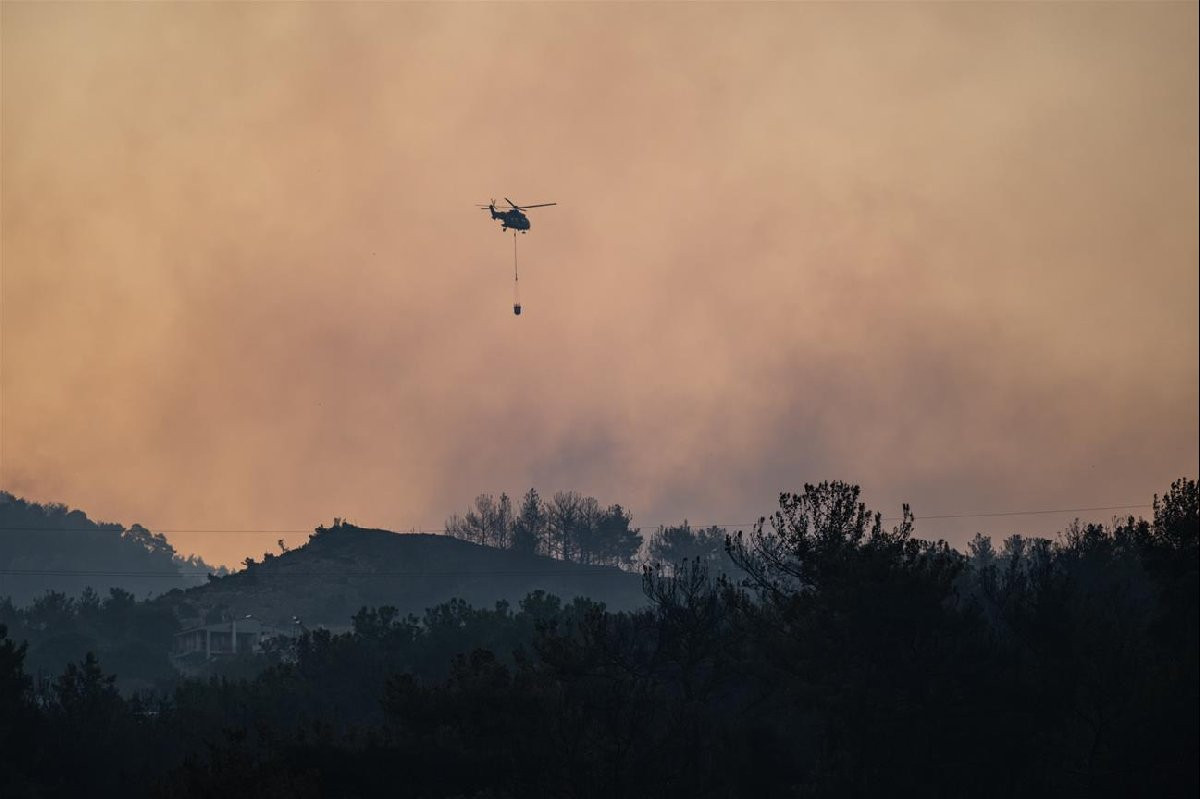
2, 2, 1197, 566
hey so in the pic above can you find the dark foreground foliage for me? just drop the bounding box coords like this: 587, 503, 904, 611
1, 479, 1196, 797
0, 586, 179, 694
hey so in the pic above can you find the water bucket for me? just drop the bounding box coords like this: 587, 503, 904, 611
513, 303, 522, 316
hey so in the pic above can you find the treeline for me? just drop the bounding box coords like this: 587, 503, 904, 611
444, 488, 742, 575
0, 492, 225, 604
1, 478, 1194, 797
0, 587, 178, 694
445, 489, 643, 567
646, 520, 738, 574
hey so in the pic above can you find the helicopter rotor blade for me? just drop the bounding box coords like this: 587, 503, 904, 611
480, 198, 554, 211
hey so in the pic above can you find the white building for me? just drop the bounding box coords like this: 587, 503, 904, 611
173, 618, 295, 660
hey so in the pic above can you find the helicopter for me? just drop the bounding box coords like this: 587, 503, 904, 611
478, 197, 556, 233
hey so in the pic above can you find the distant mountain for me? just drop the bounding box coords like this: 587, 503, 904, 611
0, 492, 224, 605
159, 522, 647, 627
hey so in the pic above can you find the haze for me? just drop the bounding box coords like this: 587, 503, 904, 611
2, 2, 1196, 566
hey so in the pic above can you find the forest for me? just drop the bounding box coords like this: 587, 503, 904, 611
0, 478, 1196, 796
0, 492, 225, 604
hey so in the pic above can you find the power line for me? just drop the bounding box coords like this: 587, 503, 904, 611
0, 568, 632, 578
888, 503, 1152, 521
0, 528, 315, 534
0, 502, 1156, 535
0, 502, 1160, 579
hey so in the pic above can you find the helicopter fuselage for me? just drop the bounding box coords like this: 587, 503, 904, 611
491, 208, 530, 231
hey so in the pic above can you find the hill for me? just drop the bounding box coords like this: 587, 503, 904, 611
0, 492, 220, 605
159, 522, 647, 627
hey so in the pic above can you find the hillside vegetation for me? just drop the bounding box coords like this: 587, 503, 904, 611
0, 492, 222, 605
161, 522, 646, 627
1, 478, 1195, 797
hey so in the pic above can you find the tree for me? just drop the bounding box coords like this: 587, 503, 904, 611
594, 504, 642, 568
0, 624, 36, 794
445, 494, 514, 548
52, 651, 121, 722
728, 480, 903, 596
547, 491, 584, 562
494, 493, 514, 549
575, 495, 604, 564
725, 482, 976, 794
648, 522, 733, 575
0, 624, 31, 717
512, 489, 546, 555
1152, 477, 1198, 553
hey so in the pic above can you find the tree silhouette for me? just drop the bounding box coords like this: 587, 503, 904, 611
648, 522, 736, 575
512, 488, 547, 555
1, 477, 1196, 796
